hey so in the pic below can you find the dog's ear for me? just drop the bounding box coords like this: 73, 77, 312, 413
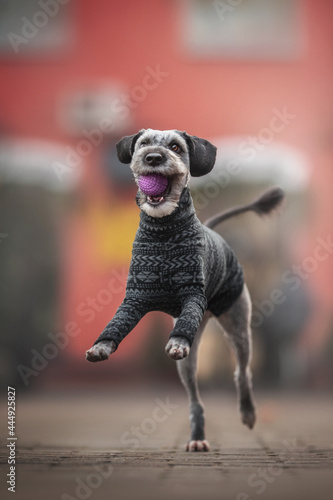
116, 130, 145, 164
181, 132, 217, 177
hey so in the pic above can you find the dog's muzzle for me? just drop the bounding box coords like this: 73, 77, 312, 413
136, 151, 172, 206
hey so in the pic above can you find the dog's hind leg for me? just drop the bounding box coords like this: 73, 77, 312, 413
216, 285, 256, 429
176, 311, 211, 452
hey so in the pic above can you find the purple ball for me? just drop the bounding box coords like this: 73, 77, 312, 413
138, 174, 168, 196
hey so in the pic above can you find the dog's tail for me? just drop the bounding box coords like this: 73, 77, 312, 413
204, 186, 285, 230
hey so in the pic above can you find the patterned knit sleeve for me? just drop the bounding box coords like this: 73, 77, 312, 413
93, 297, 148, 350
168, 294, 207, 346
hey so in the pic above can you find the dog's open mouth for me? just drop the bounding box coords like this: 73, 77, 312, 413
146, 194, 167, 205
138, 174, 170, 206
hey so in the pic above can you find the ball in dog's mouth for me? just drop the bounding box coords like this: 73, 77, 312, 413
138, 174, 169, 205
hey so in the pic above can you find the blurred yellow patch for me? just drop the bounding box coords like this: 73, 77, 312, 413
87, 203, 139, 269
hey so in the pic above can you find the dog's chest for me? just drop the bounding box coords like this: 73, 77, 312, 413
126, 224, 206, 297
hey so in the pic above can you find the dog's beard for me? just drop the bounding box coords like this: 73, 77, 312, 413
131, 155, 189, 218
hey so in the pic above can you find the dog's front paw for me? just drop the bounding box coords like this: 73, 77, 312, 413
85, 340, 116, 362
165, 336, 190, 360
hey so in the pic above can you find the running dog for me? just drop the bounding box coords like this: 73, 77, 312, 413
86, 129, 284, 451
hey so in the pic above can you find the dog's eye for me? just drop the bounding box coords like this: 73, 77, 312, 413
170, 143, 181, 153
140, 141, 147, 147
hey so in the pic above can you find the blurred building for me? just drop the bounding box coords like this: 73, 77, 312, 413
0, 0, 332, 389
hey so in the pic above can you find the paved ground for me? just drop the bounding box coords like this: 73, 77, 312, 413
0, 387, 332, 500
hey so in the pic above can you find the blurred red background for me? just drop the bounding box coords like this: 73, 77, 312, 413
0, 0, 332, 390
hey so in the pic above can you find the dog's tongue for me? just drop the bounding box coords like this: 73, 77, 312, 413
138, 174, 168, 196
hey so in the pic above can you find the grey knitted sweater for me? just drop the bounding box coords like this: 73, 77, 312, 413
94, 188, 244, 349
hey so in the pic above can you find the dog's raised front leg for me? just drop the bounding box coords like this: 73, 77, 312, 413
165, 295, 207, 361
86, 298, 147, 362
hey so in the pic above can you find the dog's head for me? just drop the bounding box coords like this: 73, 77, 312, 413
116, 129, 217, 217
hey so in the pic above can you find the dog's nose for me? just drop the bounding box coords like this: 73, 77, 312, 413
145, 153, 164, 166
